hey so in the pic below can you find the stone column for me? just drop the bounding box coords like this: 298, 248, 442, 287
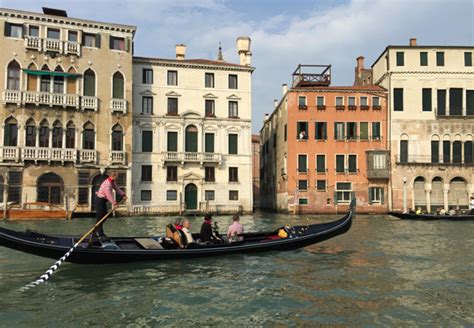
425, 189, 431, 213
443, 184, 450, 212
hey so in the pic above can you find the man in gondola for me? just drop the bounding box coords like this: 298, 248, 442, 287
470, 196, 474, 215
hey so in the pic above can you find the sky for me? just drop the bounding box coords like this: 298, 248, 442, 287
1, 0, 473, 132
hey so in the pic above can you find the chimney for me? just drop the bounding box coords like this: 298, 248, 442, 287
264, 113, 269, 122
282, 84, 288, 95
356, 56, 365, 71
175, 44, 186, 60
236, 36, 251, 66
409, 38, 417, 46
274, 99, 278, 108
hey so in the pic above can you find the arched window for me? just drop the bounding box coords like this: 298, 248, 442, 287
82, 121, 95, 149
414, 176, 426, 208
111, 124, 123, 151
112, 72, 124, 99
27, 63, 38, 91
185, 125, 198, 152
67, 67, 77, 94
39, 120, 49, 148
400, 134, 409, 163
53, 66, 64, 93
65, 121, 75, 149
37, 172, 63, 204
52, 121, 63, 148
25, 118, 36, 147
7, 61, 20, 90
40, 64, 50, 92
431, 135, 440, 163
3, 117, 18, 147
83, 69, 96, 97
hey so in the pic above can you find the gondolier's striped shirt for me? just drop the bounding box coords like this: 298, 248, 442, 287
97, 178, 125, 204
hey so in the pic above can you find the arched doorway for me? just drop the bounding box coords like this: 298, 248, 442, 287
413, 176, 426, 209
449, 177, 469, 208
91, 174, 108, 211
185, 183, 198, 210
37, 173, 63, 204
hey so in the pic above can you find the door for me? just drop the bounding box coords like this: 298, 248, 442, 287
185, 183, 198, 210
91, 174, 108, 211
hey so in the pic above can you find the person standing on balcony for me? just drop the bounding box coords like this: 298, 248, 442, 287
92, 170, 126, 241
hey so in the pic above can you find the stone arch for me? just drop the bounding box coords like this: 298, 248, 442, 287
6, 60, 21, 90
112, 71, 125, 99
3, 116, 18, 146
431, 177, 444, 208
413, 176, 426, 209
448, 177, 469, 208
37, 172, 64, 204
185, 124, 198, 152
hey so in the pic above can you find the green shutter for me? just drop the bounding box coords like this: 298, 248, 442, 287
205, 133, 214, 153
185, 131, 198, 152
394, 88, 404, 111
437, 90, 446, 116
229, 134, 238, 154
466, 90, 474, 116
125, 38, 130, 52
323, 122, 327, 139
4, 22, 11, 36
422, 88, 432, 111
360, 122, 368, 140
167, 132, 177, 152
109, 35, 114, 49
95, 33, 101, 48
420, 52, 428, 66
396, 52, 404, 66
465, 52, 473, 66
368, 188, 373, 205
84, 73, 95, 97
113, 74, 124, 99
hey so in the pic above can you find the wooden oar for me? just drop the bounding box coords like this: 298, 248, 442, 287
20, 199, 125, 292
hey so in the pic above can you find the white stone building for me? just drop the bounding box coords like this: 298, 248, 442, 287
131, 38, 254, 214
372, 38, 474, 212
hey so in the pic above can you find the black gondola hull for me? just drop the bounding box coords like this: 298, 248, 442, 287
389, 212, 474, 221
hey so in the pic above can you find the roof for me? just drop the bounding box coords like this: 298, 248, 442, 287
133, 56, 255, 71
252, 134, 260, 142
291, 85, 386, 92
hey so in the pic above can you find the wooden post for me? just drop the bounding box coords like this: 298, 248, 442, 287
65, 192, 70, 220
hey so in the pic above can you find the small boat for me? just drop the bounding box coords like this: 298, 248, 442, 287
0, 200, 355, 264
5, 202, 68, 220
389, 211, 474, 221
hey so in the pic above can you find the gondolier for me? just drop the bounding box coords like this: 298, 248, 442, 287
93, 170, 126, 240
470, 195, 474, 215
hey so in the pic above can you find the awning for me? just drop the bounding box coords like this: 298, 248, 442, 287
22, 69, 82, 78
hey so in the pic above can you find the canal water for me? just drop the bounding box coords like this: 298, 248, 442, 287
0, 212, 472, 327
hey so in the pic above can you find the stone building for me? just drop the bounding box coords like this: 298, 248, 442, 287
260, 64, 389, 214
131, 39, 254, 214
372, 38, 474, 212
0, 7, 135, 214
251, 134, 260, 209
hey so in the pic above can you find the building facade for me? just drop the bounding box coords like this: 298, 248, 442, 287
0, 8, 135, 214
372, 39, 474, 213
131, 40, 254, 214
251, 134, 260, 209
260, 64, 389, 214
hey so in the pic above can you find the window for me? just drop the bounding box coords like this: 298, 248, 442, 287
82, 123, 95, 149
167, 132, 178, 152
334, 122, 345, 140
143, 69, 153, 84
141, 165, 152, 182
336, 155, 345, 173
205, 167, 215, 182
83, 69, 96, 97
396, 51, 404, 66
373, 97, 380, 108
422, 88, 432, 111
449, 88, 463, 116
7, 61, 20, 90
298, 198, 308, 205
7, 171, 22, 203
437, 89, 446, 116
400, 140, 408, 163
77, 172, 89, 205
166, 190, 177, 201
436, 52, 445, 66
3, 118, 18, 147
360, 97, 368, 108
298, 154, 307, 173
6, 23, 23, 38
111, 124, 124, 150
348, 155, 357, 173
335, 182, 352, 204
25, 121, 36, 147
315, 122, 327, 140
142, 96, 153, 115
284, 124, 287, 142
394, 88, 404, 111
467, 90, 474, 116
205, 133, 214, 153
346, 122, 357, 140
453, 141, 462, 164
228, 101, 238, 117
360, 122, 369, 140
228, 134, 238, 154
228, 74, 238, 89
298, 180, 308, 191
112, 72, 124, 99
229, 190, 239, 200
465, 52, 473, 67
39, 123, 49, 148
317, 96, 325, 107
443, 141, 451, 163
297, 122, 308, 140
431, 140, 439, 163
83, 33, 99, 48
335, 96, 344, 107
316, 180, 326, 191
348, 97, 356, 108
316, 155, 326, 173
229, 167, 239, 182
167, 98, 178, 115
205, 190, 215, 201
205, 73, 215, 88
167, 166, 178, 182
185, 125, 198, 152
369, 187, 384, 204
53, 68, 64, 93
465, 141, 473, 164
298, 96, 307, 108
420, 52, 428, 66
66, 123, 75, 149
40, 72, 50, 93
29, 26, 39, 37
372, 153, 387, 169
110, 36, 125, 51
141, 190, 152, 201
52, 123, 63, 148
68, 31, 78, 42
47, 28, 60, 39
142, 131, 153, 152
205, 99, 215, 117
167, 70, 177, 86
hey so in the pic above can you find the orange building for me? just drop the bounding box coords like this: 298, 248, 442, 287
260, 63, 389, 213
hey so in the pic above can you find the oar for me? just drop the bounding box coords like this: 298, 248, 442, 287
20, 199, 125, 292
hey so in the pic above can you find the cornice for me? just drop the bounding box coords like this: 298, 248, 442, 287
133, 58, 254, 73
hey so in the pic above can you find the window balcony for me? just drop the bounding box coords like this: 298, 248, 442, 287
0, 146, 20, 162
64, 41, 81, 56
79, 150, 97, 164
24, 36, 42, 51
110, 151, 127, 165
162, 152, 222, 165
2, 90, 22, 105
43, 38, 63, 53
367, 150, 390, 179
82, 96, 99, 111
22, 91, 80, 108
111, 99, 127, 113
22, 147, 77, 163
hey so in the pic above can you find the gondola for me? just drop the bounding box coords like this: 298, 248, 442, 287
389, 211, 474, 221
0, 200, 355, 264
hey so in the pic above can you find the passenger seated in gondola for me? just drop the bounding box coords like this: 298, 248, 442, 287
200, 214, 221, 243
408, 208, 416, 214
448, 207, 456, 216
174, 218, 183, 230
415, 207, 422, 215
227, 214, 244, 242
437, 207, 446, 215
181, 219, 195, 245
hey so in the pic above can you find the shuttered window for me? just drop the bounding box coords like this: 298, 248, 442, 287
360, 122, 368, 140
205, 133, 214, 153
422, 88, 432, 111
453, 141, 462, 164
449, 88, 463, 116
298, 154, 307, 173
420, 52, 428, 66
348, 155, 357, 173
336, 155, 345, 173
443, 141, 451, 163
431, 141, 439, 163
228, 134, 238, 154
437, 89, 446, 116
396, 52, 404, 66
316, 155, 326, 173
467, 90, 474, 116
315, 122, 327, 140
465, 141, 473, 164
167, 132, 177, 152
400, 140, 408, 163
394, 88, 404, 111
142, 131, 153, 152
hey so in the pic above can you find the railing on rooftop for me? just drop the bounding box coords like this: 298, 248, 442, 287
292, 64, 331, 88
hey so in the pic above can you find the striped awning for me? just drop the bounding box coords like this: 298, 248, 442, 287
22, 69, 81, 78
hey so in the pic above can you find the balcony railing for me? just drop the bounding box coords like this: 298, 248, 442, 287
22, 147, 77, 163
82, 96, 99, 111
162, 152, 222, 164
0, 146, 20, 162
64, 41, 81, 56
43, 38, 63, 53
111, 99, 127, 113
2, 90, 22, 104
23, 37, 84, 56
110, 151, 127, 165
24, 36, 42, 51
79, 150, 97, 164
395, 155, 472, 166
23, 91, 80, 108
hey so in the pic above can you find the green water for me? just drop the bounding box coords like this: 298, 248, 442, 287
0, 213, 473, 327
